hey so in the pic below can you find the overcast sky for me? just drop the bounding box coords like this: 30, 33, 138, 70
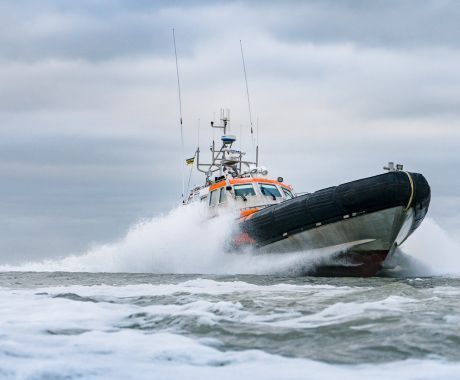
1, 0, 460, 263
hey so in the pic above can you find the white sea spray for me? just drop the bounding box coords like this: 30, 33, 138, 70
1, 201, 459, 276
388, 218, 460, 276
0, 203, 349, 274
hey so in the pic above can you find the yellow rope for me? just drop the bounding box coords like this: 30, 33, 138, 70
404, 172, 415, 211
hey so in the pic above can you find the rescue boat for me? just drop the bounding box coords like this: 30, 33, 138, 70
184, 112, 431, 277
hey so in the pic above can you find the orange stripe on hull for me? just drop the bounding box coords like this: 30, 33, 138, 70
239, 208, 259, 218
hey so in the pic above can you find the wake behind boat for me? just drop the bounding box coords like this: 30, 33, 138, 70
184, 112, 431, 277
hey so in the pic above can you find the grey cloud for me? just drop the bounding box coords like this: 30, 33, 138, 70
0, 135, 156, 167
268, 0, 460, 48
2, 0, 459, 64
0, 1, 217, 62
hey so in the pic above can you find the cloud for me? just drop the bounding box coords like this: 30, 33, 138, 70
266, 0, 460, 48
0, 1, 238, 62
2, 1, 459, 63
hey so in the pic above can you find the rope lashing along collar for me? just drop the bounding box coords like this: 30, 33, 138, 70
403, 172, 414, 211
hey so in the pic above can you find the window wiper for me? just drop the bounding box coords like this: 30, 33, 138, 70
241, 194, 247, 202
266, 191, 276, 201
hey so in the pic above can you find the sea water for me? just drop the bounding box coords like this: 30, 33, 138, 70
1, 205, 460, 379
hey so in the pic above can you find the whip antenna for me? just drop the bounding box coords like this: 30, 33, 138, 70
240, 40, 254, 136
172, 28, 185, 201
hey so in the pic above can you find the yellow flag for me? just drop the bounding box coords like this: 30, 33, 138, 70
186, 157, 195, 166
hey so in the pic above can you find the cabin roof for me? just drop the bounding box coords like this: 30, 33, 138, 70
209, 177, 292, 192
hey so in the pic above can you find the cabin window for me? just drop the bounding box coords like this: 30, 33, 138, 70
234, 184, 256, 198
282, 188, 294, 199
209, 190, 219, 206
219, 187, 227, 203
259, 183, 282, 198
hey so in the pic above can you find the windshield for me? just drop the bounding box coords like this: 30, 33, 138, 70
219, 187, 227, 203
234, 184, 256, 197
259, 183, 282, 198
282, 187, 294, 199
209, 189, 219, 206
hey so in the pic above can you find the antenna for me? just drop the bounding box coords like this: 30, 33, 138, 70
256, 116, 259, 164
240, 40, 254, 136
256, 116, 259, 146
197, 117, 200, 149
172, 28, 185, 201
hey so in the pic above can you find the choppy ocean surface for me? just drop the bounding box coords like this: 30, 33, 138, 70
1, 272, 460, 380
1, 207, 460, 379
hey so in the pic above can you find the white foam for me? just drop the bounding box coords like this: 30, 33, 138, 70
392, 218, 460, 276
4, 327, 460, 380
0, 203, 231, 272
0, 279, 410, 341
1, 278, 360, 299
0, 285, 459, 380
0, 280, 363, 335
0, 203, 356, 275
264, 295, 418, 329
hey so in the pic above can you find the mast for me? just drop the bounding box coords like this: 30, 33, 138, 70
194, 109, 258, 185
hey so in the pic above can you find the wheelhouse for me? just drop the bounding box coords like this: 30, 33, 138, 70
207, 178, 295, 214
183, 110, 296, 219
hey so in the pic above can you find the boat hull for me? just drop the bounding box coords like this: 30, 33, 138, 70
263, 206, 414, 276
238, 171, 431, 277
